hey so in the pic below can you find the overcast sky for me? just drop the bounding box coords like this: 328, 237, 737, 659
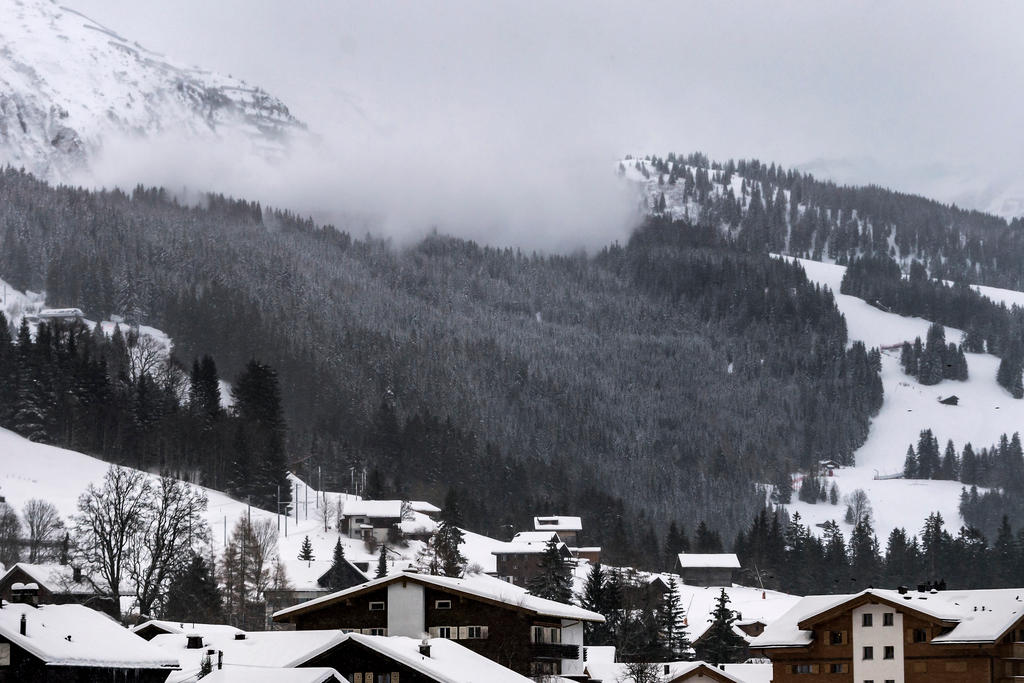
70, 0, 1024, 247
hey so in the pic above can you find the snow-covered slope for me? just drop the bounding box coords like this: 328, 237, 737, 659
781, 257, 1024, 540
0, 0, 304, 181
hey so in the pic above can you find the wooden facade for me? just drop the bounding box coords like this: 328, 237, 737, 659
274, 575, 592, 677
0, 636, 170, 683
759, 593, 1024, 683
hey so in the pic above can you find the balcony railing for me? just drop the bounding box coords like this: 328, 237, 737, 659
530, 642, 580, 660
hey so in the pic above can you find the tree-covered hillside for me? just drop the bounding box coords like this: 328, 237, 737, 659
0, 167, 887, 563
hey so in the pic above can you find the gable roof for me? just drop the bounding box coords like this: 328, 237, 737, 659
344, 634, 533, 683
533, 516, 582, 532
1, 562, 93, 594
273, 570, 604, 622
157, 629, 349, 681
193, 666, 342, 683
341, 500, 405, 518
130, 619, 244, 640
752, 588, 1024, 649
677, 553, 741, 569
0, 603, 179, 670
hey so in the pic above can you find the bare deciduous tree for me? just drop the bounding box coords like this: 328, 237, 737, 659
125, 332, 165, 384
619, 662, 663, 683
129, 476, 210, 618
843, 488, 873, 525
219, 516, 281, 629
73, 468, 152, 614
22, 498, 64, 563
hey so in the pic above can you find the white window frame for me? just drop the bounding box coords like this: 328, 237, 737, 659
434, 599, 452, 609
368, 601, 386, 611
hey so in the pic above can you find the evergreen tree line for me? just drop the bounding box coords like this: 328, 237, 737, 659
842, 254, 1024, 394
735, 507, 1024, 596
903, 429, 1024, 491
898, 323, 968, 386
0, 312, 289, 508
634, 153, 1024, 292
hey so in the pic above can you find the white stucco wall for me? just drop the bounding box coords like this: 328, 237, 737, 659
387, 581, 425, 637
852, 603, 904, 683
561, 619, 585, 675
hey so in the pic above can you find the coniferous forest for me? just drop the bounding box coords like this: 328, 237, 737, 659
4, 150, 1024, 564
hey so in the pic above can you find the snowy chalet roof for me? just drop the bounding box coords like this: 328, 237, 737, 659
676, 553, 741, 569
273, 570, 604, 622
533, 516, 582, 532
409, 500, 441, 514
752, 588, 1024, 649
509, 531, 561, 545
584, 652, 765, 682
155, 629, 348, 679
346, 634, 533, 683
2, 562, 93, 594
0, 602, 179, 670
198, 666, 343, 683
37, 308, 83, 318
341, 500, 405, 518
130, 619, 244, 640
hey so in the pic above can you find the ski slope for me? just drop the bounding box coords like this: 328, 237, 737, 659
780, 257, 1024, 540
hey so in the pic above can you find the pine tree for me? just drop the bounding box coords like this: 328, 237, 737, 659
433, 489, 467, 577
231, 360, 288, 508
376, 543, 389, 578
829, 482, 839, 505
320, 538, 349, 590
694, 589, 747, 664
298, 535, 315, 565
903, 445, 918, 479
579, 562, 611, 645
659, 576, 690, 658
528, 537, 573, 603
163, 555, 225, 624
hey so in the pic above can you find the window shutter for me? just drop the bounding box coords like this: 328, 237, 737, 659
458, 627, 469, 640
391, 673, 399, 682
354, 675, 363, 683
481, 626, 489, 639
905, 628, 913, 643
841, 630, 848, 644
428, 627, 440, 638
810, 664, 819, 674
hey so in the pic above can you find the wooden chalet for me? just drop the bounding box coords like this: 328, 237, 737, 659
272, 569, 604, 678
676, 553, 741, 587
533, 516, 582, 546
0, 602, 179, 682
491, 532, 571, 588
751, 586, 1024, 683
0, 563, 119, 619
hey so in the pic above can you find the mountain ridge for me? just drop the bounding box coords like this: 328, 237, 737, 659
0, 0, 305, 181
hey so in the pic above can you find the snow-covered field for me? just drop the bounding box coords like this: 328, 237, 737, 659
781, 257, 1024, 540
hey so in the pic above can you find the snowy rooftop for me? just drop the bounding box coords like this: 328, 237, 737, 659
752, 588, 1024, 648
509, 531, 561, 545
274, 570, 604, 622
131, 619, 244, 640
0, 603, 179, 669
155, 629, 348, 679
583, 648, 769, 683
198, 666, 342, 683
346, 634, 533, 683
341, 500, 405, 518
533, 516, 582, 532
676, 553, 741, 569
2, 562, 93, 594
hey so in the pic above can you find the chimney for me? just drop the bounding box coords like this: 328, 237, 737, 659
419, 638, 431, 658
72, 567, 82, 583
218, 651, 223, 670
234, 633, 246, 640
186, 634, 204, 650
898, 585, 908, 594
20, 613, 26, 636
664, 664, 671, 674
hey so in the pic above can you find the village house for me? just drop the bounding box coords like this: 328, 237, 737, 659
0, 600, 179, 682
197, 667, 346, 683
492, 531, 572, 588
0, 562, 120, 619
339, 500, 440, 545
751, 586, 1024, 683
818, 459, 842, 477
272, 569, 604, 678
676, 553, 741, 587
533, 516, 582, 546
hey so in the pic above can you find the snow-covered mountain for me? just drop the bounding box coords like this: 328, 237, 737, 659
0, 0, 305, 181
